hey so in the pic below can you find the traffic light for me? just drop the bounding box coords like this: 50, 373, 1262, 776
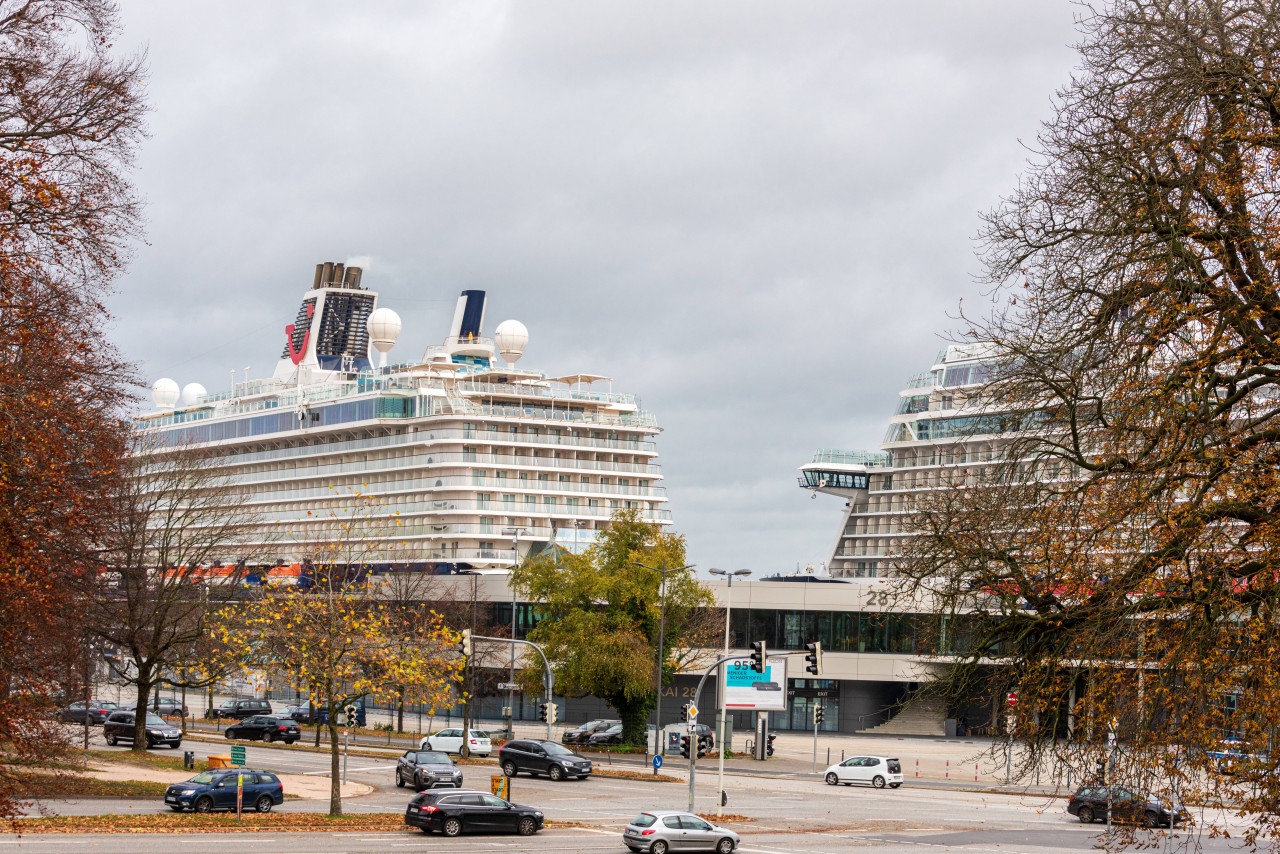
539, 703, 549, 722
749, 640, 767, 674
696, 738, 708, 758
460, 628, 472, 657
345, 705, 357, 726
546, 702, 558, 725
679, 702, 690, 723
814, 704, 825, 725
679, 734, 691, 758
804, 640, 823, 676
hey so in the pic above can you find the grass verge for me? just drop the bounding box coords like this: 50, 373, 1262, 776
6, 812, 585, 834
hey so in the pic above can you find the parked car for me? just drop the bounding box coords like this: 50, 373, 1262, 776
58, 700, 117, 725
586, 723, 625, 747
822, 755, 903, 789
163, 768, 284, 813
281, 704, 328, 724
691, 723, 715, 750
403, 789, 543, 837
419, 728, 492, 757
152, 698, 189, 718
562, 718, 619, 745
1066, 785, 1187, 827
623, 810, 739, 854
396, 749, 463, 790
223, 715, 301, 744
103, 710, 183, 749
208, 699, 272, 720
499, 739, 593, 781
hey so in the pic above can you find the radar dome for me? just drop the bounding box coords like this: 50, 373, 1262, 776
367, 307, 402, 367
181, 382, 207, 406
151, 378, 180, 409
495, 319, 529, 366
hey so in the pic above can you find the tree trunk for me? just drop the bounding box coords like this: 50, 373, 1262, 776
132, 668, 154, 752
397, 691, 404, 733
327, 717, 342, 816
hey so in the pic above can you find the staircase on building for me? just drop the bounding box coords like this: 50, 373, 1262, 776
864, 692, 948, 736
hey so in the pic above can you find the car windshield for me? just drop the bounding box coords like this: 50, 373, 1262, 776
416, 751, 450, 764
189, 771, 220, 784
145, 714, 167, 726
631, 813, 657, 828
544, 743, 574, 756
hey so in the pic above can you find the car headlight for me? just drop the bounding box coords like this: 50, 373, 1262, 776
149, 729, 164, 735
180, 789, 196, 795
535, 811, 543, 817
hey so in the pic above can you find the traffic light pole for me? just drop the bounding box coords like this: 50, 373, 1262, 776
469, 634, 556, 740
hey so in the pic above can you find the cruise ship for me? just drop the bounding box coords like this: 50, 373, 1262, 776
135, 261, 669, 572
800, 343, 998, 579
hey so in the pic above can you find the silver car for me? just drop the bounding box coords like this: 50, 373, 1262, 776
623, 810, 739, 854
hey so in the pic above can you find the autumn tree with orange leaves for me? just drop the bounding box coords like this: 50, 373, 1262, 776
0, 0, 145, 818
896, 1, 1280, 847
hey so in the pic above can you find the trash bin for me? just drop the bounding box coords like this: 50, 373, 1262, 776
183, 750, 195, 770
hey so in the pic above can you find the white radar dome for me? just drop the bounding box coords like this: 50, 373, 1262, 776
180, 382, 207, 406
151, 378, 180, 409
495, 319, 529, 366
367, 307, 402, 367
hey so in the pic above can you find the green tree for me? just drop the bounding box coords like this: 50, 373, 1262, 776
513, 510, 714, 745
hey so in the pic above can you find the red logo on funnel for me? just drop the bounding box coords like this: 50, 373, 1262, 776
285, 304, 315, 365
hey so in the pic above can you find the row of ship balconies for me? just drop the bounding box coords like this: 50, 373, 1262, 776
248, 500, 672, 524
243, 476, 666, 507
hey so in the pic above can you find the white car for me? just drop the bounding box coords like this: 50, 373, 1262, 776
823, 755, 903, 788
419, 728, 492, 757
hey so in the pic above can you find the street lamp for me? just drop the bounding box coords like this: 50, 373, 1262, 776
708, 568, 751, 815
633, 560, 694, 755
502, 526, 528, 741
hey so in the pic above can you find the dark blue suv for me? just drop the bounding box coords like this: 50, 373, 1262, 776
164, 768, 284, 813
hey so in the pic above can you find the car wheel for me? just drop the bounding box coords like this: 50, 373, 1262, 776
716, 837, 736, 854
872, 775, 886, 789
825, 772, 839, 786
502, 761, 518, 777
194, 796, 214, 814
1078, 806, 1095, 823
106, 734, 117, 746
890, 782, 901, 789
396, 769, 406, 788
651, 841, 670, 854
549, 764, 566, 782
264, 731, 275, 743
517, 816, 538, 836
1142, 811, 1160, 829
442, 817, 463, 837
255, 795, 274, 813
145, 737, 156, 749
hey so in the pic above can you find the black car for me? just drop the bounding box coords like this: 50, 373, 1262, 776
282, 704, 328, 724
224, 715, 301, 743
404, 789, 543, 837
691, 723, 715, 749
499, 739, 593, 781
1067, 785, 1187, 827
586, 723, 625, 747
58, 700, 117, 724
208, 699, 272, 720
562, 718, 619, 745
103, 710, 183, 749
163, 768, 284, 813
397, 749, 463, 790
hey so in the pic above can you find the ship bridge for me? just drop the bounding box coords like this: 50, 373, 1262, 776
798, 449, 890, 496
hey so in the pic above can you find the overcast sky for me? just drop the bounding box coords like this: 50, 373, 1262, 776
112, 1, 1080, 576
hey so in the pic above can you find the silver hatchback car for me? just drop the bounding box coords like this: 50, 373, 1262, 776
623, 810, 739, 854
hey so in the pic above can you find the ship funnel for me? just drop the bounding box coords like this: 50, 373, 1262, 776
449, 290, 487, 340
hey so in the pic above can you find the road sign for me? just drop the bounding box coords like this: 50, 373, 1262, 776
687, 703, 699, 720
230, 745, 246, 766
653, 755, 663, 770
490, 774, 509, 800
498, 683, 521, 691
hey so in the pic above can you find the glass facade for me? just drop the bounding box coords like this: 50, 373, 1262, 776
152, 395, 417, 446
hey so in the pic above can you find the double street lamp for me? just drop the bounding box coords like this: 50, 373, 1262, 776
633, 560, 693, 755
709, 567, 751, 814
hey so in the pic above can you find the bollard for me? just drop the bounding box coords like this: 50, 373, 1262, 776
826, 748, 830, 766
915, 759, 919, 778
945, 759, 949, 778
183, 750, 194, 770
975, 764, 978, 782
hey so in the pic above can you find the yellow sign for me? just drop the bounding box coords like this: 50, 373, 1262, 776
490, 774, 509, 800
687, 703, 699, 719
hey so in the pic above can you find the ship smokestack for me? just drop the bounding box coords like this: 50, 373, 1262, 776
449, 290, 487, 340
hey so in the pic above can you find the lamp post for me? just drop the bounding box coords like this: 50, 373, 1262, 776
501, 526, 527, 741
708, 568, 751, 815
633, 560, 694, 756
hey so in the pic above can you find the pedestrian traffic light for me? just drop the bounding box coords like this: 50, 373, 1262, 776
539, 703, 549, 722
804, 640, 823, 676
679, 734, 691, 758
460, 628, 472, 657
749, 640, 767, 673
679, 702, 690, 723
814, 704, 825, 725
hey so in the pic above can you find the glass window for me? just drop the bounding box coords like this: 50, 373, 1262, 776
663, 816, 683, 829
